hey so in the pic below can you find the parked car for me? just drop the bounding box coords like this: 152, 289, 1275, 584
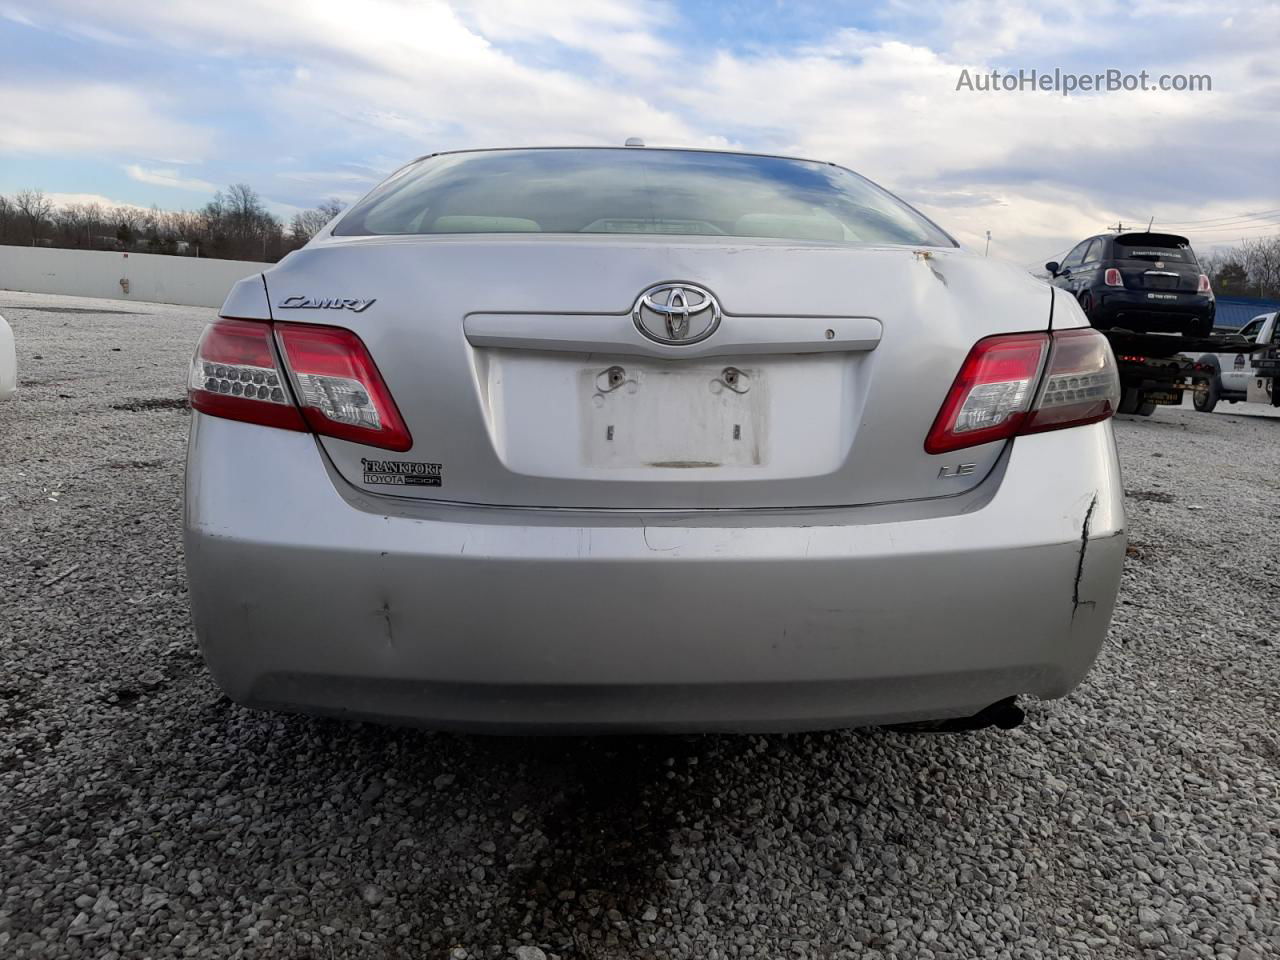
0, 314, 15, 401
184, 146, 1125, 733
1190, 313, 1275, 412
1046, 232, 1215, 337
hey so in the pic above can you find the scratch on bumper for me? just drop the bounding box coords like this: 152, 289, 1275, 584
1072, 493, 1099, 620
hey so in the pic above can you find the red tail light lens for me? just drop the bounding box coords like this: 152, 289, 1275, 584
189, 319, 306, 432
275, 324, 412, 452
1104, 268, 1123, 287
924, 333, 1048, 454
925, 328, 1119, 454
1197, 273, 1212, 294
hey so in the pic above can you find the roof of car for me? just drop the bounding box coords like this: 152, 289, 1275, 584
410, 145, 837, 168
1070, 231, 1194, 249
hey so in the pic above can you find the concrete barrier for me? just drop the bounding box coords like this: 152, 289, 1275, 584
0, 246, 271, 309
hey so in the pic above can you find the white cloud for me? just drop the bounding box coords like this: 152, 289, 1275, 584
0, 82, 209, 159
0, 5, 35, 25
456, 0, 677, 74
42, 191, 146, 211
12, 0, 704, 149
124, 165, 218, 193
4, 0, 1277, 262
281, 170, 379, 184
263, 198, 305, 220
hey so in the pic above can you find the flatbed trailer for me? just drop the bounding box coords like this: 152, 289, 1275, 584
1100, 329, 1263, 416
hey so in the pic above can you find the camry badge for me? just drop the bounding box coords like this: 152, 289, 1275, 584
632, 283, 721, 345
278, 296, 376, 313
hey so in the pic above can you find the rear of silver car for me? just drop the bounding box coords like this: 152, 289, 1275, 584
0, 313, 15, 401
184, 148, 1125, 732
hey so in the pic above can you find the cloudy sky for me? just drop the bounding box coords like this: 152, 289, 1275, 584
1, 0, 1277, 266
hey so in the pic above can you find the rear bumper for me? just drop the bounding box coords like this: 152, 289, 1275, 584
1092, 291, 1214, 334
184, 415, 1126, 733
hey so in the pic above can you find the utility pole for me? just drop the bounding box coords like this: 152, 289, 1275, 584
1107, 221, 1124, 233
984, 230, 991, 257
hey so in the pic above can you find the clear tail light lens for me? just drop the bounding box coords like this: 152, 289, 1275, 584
189, 319, 306, 432
275, 324, 412, 452
925, 328, 1119, 454
1104, 268, 1123, 286
1023, 329, 1121, 434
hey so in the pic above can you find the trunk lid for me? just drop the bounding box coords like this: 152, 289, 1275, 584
262, 236, 1051, 509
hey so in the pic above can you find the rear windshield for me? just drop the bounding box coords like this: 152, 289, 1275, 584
332, 148, 955, 247
1113, 233, 1197, 263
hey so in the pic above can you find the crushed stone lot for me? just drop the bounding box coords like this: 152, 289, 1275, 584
1, 289, 1278, 960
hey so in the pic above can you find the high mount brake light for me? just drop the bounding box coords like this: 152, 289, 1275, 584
188, 318, 412, 452
925, 328, 1119, 454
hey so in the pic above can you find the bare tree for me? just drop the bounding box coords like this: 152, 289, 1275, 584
56, 203, 94, 247
290, 198, 344, 244
14, 189, 54, 245
106, 205, 144, 248
1239, 236, 1280, 298
82, 202, 104, 247
1201, 249, 1253, 297
201, 184, 283, 259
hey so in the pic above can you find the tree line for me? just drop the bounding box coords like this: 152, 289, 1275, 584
1201, 236, 1280, 301
7, 182, 1280, 293
0, 185, 343, 263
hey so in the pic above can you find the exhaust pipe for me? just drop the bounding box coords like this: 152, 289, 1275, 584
887, 696, 1025, 734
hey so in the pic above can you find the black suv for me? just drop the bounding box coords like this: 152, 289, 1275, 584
1046, 232, 1215, 337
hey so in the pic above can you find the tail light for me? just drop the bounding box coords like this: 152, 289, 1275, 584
925, 328, 1119, 454
1104, 268, 1122, 287
924, 334, 1047, 454
275, 324, 412, 451
189, 318, 412, 452
1021, 330, 1121, 435
1197, 273, 1212, 295
189, 319, 306, 432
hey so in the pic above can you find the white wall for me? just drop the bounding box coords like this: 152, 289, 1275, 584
0, 246, 271, 309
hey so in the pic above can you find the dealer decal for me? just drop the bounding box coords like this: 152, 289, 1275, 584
361, 458, 442, 487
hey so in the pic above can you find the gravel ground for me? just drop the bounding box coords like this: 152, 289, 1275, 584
1, 289, 1278, 960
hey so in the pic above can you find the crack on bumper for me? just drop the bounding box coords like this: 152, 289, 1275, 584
1071, 493, 1099, 620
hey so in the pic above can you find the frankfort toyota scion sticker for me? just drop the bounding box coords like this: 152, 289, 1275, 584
361, 458, 443, 487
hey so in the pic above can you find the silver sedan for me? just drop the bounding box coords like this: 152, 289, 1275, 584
184, 146, 1125, 733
